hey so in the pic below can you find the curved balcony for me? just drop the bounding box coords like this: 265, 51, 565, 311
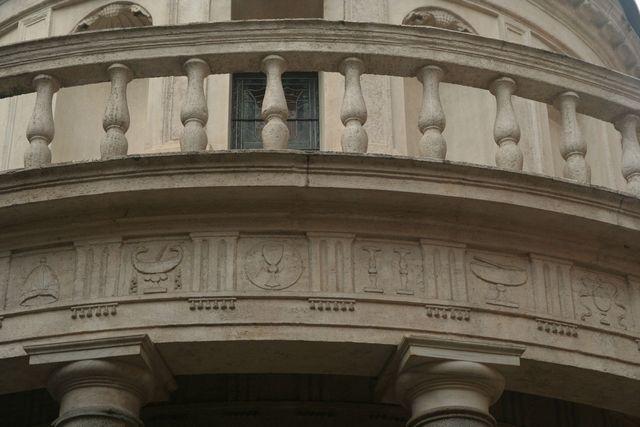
0, 19, 639, 426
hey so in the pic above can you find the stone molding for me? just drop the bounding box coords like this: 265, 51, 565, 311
0, 20, 637, 123
0, 152, 637, 338
396, 336, 525, 371
554, 0, 640, 76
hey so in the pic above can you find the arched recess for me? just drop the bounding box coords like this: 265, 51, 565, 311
401, 7, 476, 33
52, 2, 153, 163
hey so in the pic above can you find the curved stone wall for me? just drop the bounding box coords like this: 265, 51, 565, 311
0, 152, 637, 419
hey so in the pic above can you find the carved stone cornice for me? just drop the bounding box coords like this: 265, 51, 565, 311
533, 0, 640, 76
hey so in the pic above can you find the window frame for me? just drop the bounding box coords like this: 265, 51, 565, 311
230, 72, 320, 151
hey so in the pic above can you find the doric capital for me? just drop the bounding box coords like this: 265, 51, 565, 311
392, 336, 524, 427
25, 334, 175, 426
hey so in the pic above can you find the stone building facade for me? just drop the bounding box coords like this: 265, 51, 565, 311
0, 0, 639, 426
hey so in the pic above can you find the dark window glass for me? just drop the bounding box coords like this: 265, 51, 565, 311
231, 72, 320, 150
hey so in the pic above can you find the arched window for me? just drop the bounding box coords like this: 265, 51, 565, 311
402, 7, 476, 34
73, 2, 152, 33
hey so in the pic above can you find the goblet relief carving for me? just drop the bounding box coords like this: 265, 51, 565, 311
470, 256, 527, 308
131, 244, 183, 294
244, 241, 303, 290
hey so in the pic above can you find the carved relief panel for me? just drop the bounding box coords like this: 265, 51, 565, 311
466, 251, 533, 311
6, 247, 75, 309
354, 240, 422, 296
530, 255, 575, 319
573, 268, 632, 331
421, 240, 467, 302
73, 239, 123, 301
237, 237, 309, 292
120, 237, 192, 296
307, 233, 354, 293
190, 233, 238, 292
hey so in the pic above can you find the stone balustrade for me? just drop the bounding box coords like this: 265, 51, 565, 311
0, 20, 637, 196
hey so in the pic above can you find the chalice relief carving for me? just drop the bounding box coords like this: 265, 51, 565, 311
132, 244, 183, 294
579, 277, 627, 329
470, 256, 527, 308
245, 242, 303, 290
362, 247, 383, 293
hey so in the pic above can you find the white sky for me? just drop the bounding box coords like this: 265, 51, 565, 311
636, 0, 640, 11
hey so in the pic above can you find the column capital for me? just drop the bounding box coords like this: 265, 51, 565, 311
390, 336, 524, 427
25, 334, 175, 426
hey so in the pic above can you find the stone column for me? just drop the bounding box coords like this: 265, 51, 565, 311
25, 335, 175, 427
393, 337, 523, 427
49, 359, 153, 426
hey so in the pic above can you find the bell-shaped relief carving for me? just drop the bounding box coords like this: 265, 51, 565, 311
132, 244, 183, 294
470, 256, 527, 308
20, 258, 59, 307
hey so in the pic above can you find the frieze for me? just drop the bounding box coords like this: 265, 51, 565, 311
309, 298, 356, 312
425, 303, 470, 321
0, 232, 637, 343
188, 297, 236, 311
70, 303, 118, 319
535, 318, 578, 337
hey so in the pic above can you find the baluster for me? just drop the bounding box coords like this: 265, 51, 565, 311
615, 114, 640, 196
101, 63, 133, 159
555, 92, 590, 184
340, 57, 368, 153
24, 74, 59, 167
417, 65, 446, 159
490, 77, 523, 171
181, 58, 210, 152
261, 55, 289, 149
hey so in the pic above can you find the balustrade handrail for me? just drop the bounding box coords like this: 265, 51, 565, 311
0, 20, 637, 117
1, 19, 640, 193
